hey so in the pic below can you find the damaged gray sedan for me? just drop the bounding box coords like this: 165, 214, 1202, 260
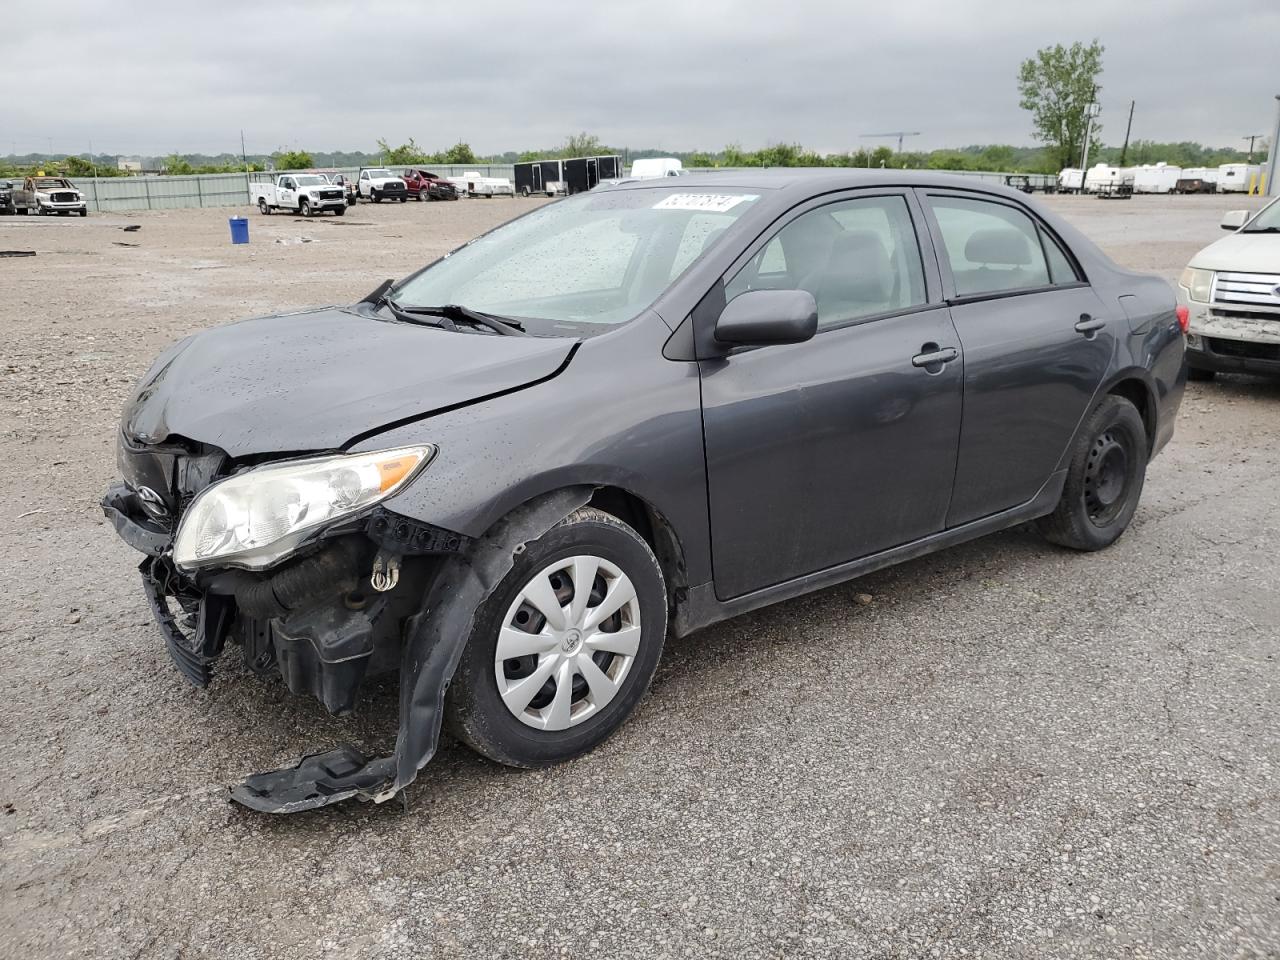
103, 171, 1186, 812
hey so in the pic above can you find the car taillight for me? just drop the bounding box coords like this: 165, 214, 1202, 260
1175, 305, 1189, 334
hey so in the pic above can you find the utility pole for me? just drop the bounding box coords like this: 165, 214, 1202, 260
1265, 95, 1280, 197
1119, 100, 1135, 166
241, 129, 249, 173
1078, 101, 1100, 192
1243, 133, 1263, 163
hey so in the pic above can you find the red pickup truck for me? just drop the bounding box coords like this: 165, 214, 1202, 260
403, 169, 460, 201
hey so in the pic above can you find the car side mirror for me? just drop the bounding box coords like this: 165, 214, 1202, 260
714, 289, 818, 346
1221, 210, 1250, 230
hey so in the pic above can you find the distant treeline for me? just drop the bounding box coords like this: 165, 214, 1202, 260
1, 138, 1262, 180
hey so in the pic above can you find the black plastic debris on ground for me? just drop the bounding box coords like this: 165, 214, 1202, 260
121, 225, 141, 232
0, 250, 36, 258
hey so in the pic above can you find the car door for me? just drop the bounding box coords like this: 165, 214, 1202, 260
699, 191, 964, 600
918, 191, 1114, 527
277, 176, 296, 208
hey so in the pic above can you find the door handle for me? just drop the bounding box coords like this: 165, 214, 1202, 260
911, 345, 959, 368
1074, 314, 1106, 335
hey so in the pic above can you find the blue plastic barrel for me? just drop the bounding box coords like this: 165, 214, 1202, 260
228, 217, 249, 244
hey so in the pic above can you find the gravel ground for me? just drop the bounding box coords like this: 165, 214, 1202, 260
1, 192, 1277, 959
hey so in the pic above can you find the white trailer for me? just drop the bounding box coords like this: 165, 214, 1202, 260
1132, 163, 1183, 194
1181, 166, 1219, 184
629, 157, 685, 179
1083, 163, 1128, 193
1058, 167, 1084, 192
1217, 163, 1262, 193
452, 172, 515, 198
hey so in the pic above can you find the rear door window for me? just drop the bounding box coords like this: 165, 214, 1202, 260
926, 196, 1052, 297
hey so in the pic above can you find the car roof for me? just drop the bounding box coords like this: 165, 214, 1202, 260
603, 168, 1028, 200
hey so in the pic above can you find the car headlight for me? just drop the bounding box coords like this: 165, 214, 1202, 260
1179, 267, 1213, 303
173, 445, 434, 571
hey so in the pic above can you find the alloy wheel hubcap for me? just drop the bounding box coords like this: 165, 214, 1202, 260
494, 555, 641, 731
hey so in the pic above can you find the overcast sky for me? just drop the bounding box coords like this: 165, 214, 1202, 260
3, 0, 1276, 158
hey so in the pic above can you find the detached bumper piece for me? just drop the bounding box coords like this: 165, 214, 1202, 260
230, 746, 394, 814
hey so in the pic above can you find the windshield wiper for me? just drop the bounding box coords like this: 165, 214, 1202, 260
359, 281, 455, 330
358, 282, 527, 336
410, 304, 529, 336
1244, 227, 1280, 233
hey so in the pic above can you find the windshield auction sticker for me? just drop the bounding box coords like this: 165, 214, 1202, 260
653, 194, 758, 213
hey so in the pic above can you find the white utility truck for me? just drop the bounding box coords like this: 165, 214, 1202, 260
251, 173, 347, 216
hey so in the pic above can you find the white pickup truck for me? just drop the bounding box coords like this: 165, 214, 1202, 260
356, 168, 408, 202
250, 174, 347, 217
13, 176, 88, 216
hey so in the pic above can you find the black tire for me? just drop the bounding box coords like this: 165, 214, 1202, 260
300, 199, 312, 217
1036, 395, 1147, 551
446, 507, 667, 768
333, 205, 345, 217
1186, 366, 1216, 382
258, 198, 271, 215
521, 186, 531, 197
399, 195, 407, 203
78, 208, 88, 217
372, 190, 381, 203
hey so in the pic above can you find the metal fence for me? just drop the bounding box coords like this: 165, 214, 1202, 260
63, 165, 521, 212
58, 165, 1056, 213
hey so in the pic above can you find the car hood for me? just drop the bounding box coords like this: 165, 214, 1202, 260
123, 306, 576, 457
1190, 232, 1280, 273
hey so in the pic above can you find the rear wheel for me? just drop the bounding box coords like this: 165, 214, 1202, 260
1186, 366, 1216, 382
1037, 395, 1147, 551
258, 198, 271, 215
446, 507, 667, 768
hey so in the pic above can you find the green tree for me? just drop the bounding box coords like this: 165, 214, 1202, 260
560, 132, 604, 159
1017, 40, 1105, 171
442, 141, 477, 165
163, 154, 195, 175
273, 149, 314, 170
377, 137, 428, 165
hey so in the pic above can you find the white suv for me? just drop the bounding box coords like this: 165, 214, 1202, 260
1179, 198, 1280, 380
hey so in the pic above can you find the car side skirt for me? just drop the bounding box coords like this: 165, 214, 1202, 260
673, 469, 1067, 638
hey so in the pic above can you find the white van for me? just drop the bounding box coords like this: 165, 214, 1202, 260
629, 157, 684, 179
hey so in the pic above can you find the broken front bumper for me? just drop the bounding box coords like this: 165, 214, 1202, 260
103, 477, 593, 813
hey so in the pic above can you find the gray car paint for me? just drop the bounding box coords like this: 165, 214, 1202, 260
359, 171, 1184, 617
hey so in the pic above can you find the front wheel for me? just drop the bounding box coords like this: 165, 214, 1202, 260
446, 507, 667, 768
333, 205, 345, 217
300, 199, 312, 217
78, 208, 88, 217
371, 190, 381, 203
1036, 395, 1147, 551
